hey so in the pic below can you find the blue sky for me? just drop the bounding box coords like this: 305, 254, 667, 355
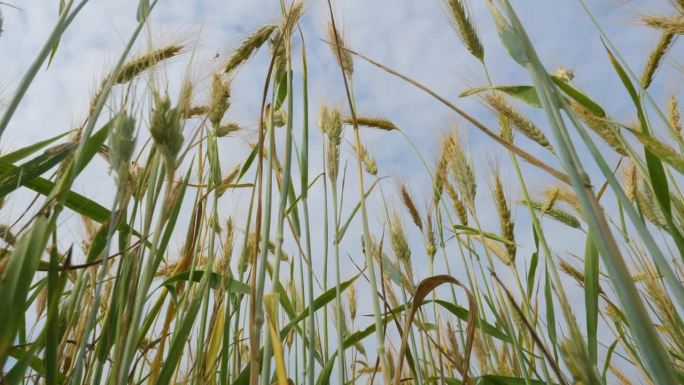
0, 0, 680, 379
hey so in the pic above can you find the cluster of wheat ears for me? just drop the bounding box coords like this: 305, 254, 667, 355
1, 0, 684, 384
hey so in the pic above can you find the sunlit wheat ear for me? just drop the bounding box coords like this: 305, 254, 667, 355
347, 282, 357, 321
641, 264, 683, 346
559, 259, 601, 294
219, 217, 235, 270
445, 133, 476, 211
637, 178, 668, 229
217, 163, 240, 197
399, 184, 423, 231
209, 73, 231, 128
472, 332, 489, 372
80, 215, 99, 254
326, 22, 353, 77
569, 101, 627, 155
224, 24, 278, 74
318, 105, 330, 135
382, 275, 399, 309
184, 105, 209, 118
178, 80, 194, 115
492, 171, 516, 262
541, 186, 560, 216
281, 1, 304, 34
425, 211, 437, 262
668, 95, 682, 141
238, 231, 258, 276
444, 0, 484, 61
445, 181, 468, 225
215, 122, 241, 137
433, 137, 450, 205
446, 322, 462, 359
522, 198, 581, 228
642, 15, 684, 34
623, 160, 638, 201
544, 185, 581, 213
343, 116, 398, 131
114, 44, 184, 84
641, 31, 675, 89
320, 106, 342, 183
389, 210, 411, 263
353, 139, 377, 175
484, 92, 553, 152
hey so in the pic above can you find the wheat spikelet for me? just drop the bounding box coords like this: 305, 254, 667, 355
216, 122, 241, 137
641, 263, 683, 348
224, 24, 278, 73
570, 102, 627, 155
389, 211, 411, 263
149, 94, 184, 168
446, 322, 462, 360
629, 127, 684, 171
444, 0, 484, 60
623, 161, 637, 201
523, 198, 581, 228
178, 80, 194, 116
108, 111, 136, 181
643, 15, 684, 34
425, 211, 437, 262
220, 218, 235, 273
209, 73, 231, 128
433, 139, 450, 205
399, 184, 423, 230
560, 338, 596, 385
638, 179, 668, 229
668, 95, 682, 141
445, 181, 468, 225
609, 365, 636, 385
128, 161, 147, 201
347, 283, 357, 321
326, 22, 353, 77
114, 45, 183, 84
184, 105, 209, 118
383, 276, 399, 309
217, 163, 241, 197
472, 333, 489, 372
544, 185, 580, 212
343, 116, 397, 131
641, 31, 675, 89
281, 1, 304, 37
492, 173, 516, 261
485, 93, 553, 152
320, 106, 343, 183
484, 238, 512, 265
445, 133, 476, 210
559, 259, 596, 293
357, 141, 378, 175
541, 186, 560, 215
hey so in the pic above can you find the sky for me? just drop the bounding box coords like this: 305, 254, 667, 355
0, 0, 681, 381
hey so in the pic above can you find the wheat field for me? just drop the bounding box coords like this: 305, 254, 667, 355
0, 1, 683, 384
